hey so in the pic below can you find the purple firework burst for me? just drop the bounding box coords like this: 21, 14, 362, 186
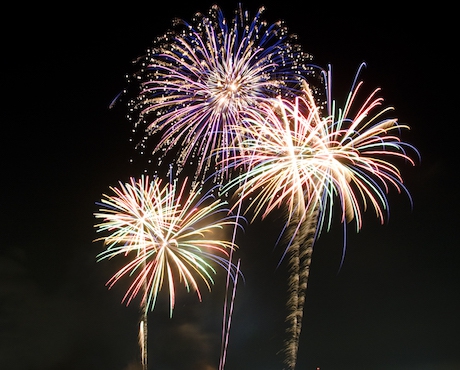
127, 4, 321, 182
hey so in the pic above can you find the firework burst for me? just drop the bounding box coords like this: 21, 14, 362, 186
223, 65, 417, 243
127, 4, 319, 182
219, 64, 418, 369
94, 175, 242, 315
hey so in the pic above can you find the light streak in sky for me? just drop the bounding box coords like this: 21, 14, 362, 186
127, 4, 319, 182
94, 175, 242, 316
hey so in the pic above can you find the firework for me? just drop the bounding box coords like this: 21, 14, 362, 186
223, 65, 417, 243
94, 175, 242, 315
220, 64, 418, 369
128, 4, 319, 182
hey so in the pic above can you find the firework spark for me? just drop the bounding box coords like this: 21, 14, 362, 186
220, 64, 418, 369
94, 175, 242, 315
128, 4, 319, 182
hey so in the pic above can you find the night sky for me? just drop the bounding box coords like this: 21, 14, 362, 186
1, 2, 458, 370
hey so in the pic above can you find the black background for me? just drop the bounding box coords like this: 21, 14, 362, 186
1, 1, 458, 369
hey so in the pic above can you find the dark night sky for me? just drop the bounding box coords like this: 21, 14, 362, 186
1, 2, 458, 370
